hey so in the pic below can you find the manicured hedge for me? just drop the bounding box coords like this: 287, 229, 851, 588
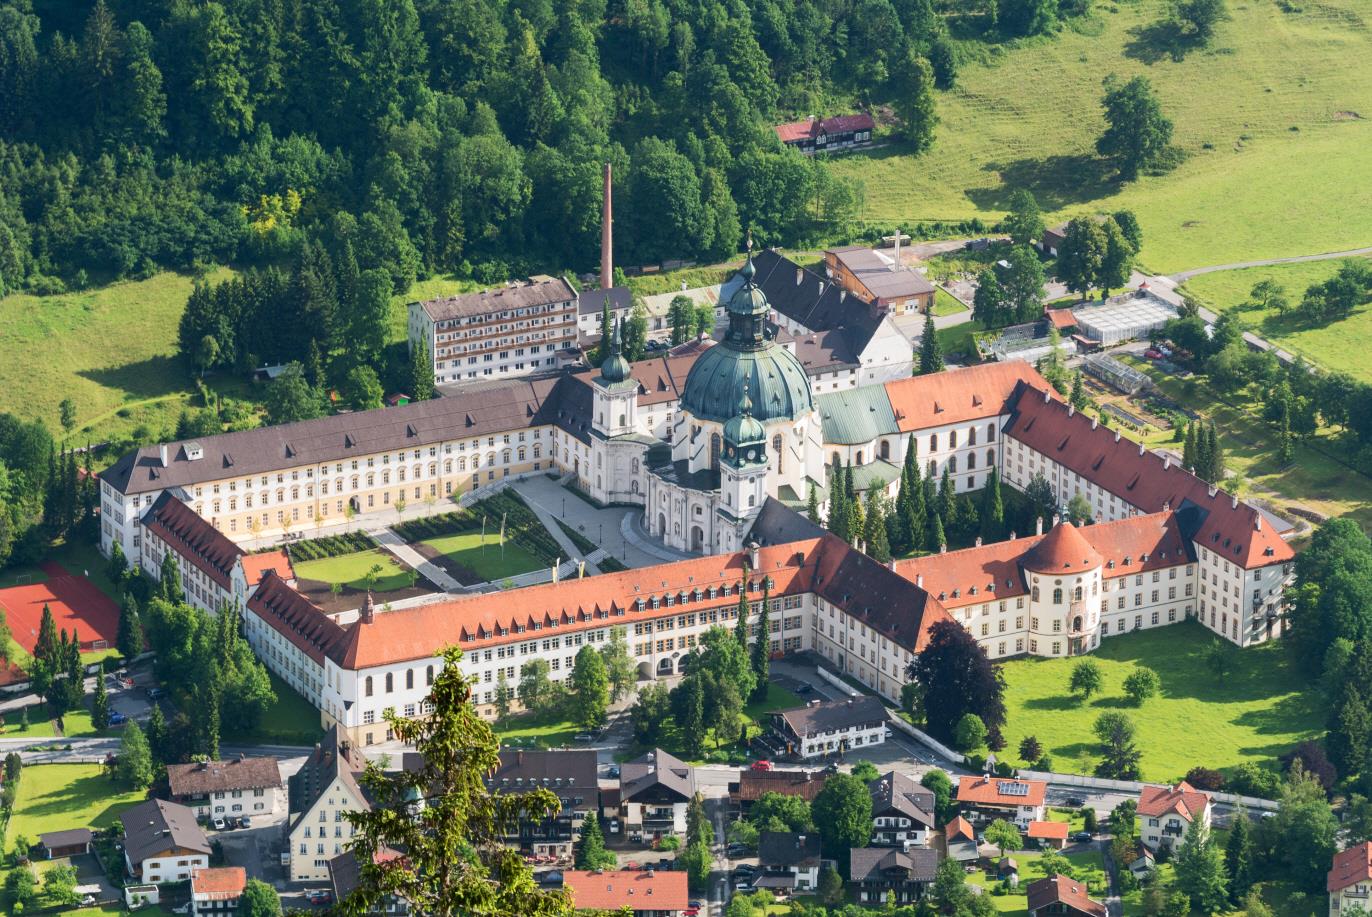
288, 531, 377, 562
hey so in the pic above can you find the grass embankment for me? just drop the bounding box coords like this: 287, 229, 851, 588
223, 669, 324, 746
998, 621, 1321, 782
1180, 256, 1372, 382
828, 0, 1372, 274
932, 287, 970, 316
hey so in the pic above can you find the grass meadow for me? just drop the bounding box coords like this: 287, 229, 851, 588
998, 621, 1321, 782
827, 0, 1372, 274
6, 764, 148, 850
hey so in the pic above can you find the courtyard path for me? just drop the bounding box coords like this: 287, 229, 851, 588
370, 526, 463, 592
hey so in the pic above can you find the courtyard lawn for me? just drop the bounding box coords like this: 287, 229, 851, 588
935, 319, 988, 363
493, 709, 582, 750
6, 764, 148, 851
224, 669, 324, 746
826, 0, 1372, 275
932, 288, 970, 316
293, 548, 416, 593
0, 705, 111, 739
998, 621, 1321, 782
420, 531, 545, 582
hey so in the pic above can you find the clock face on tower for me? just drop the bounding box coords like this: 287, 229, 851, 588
747, 449, 757, 461
728, 447, 736, 458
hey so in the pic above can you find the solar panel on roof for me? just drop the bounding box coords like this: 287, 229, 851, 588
998, 781, 1031, 796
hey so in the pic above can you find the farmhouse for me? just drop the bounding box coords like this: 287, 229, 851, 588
774, 114, 875, 155
121, 799, 211, 884
166, 756, 286, 820
869, 770, 936, 849
563, 869, 689, 917
190, 867, 246, 917
823, 245, 935, 315
758, 831, 823, 893
849, 847, 939, 905
770, 696, 889, 759
1027, 875, 1108, 917
956, 776, 1047, 827
1138, 781, 1211, 852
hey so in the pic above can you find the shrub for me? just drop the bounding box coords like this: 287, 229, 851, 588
1183, 766, 1225, 790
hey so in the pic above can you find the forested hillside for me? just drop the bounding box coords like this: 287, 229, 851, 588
0, 0, 1042, 295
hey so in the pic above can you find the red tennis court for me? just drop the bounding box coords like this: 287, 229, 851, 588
0, 561, 119, 653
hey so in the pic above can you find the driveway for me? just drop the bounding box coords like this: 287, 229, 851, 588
1168, 246, 1372, 283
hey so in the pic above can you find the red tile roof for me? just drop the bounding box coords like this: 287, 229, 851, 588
142, 493, 242, 590
246, 571, 349, 665
330, 535, 950, 670
1329, 841, 1372, 894
1006, 385, 1293, 568
1046, 308, 1077, 330
242, 550, 295, 587
895, 513, 1191, 610
774, 113, 875, 144
956, 775, 1047, 807
1137, 781, 1210, 821
192, 867, 246, 899
884, 362, 1055, 434
1027, 820, 1070, 840
1022, 522, 1102, 574
1027, 875, 1106, 917
564, 869, 689, 913
946, 816, 975, 842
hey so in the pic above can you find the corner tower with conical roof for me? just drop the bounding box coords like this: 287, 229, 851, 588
1023, 520, 1104, 656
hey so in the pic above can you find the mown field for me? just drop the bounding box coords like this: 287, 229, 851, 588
829, 0, 1372, 273
1180, 256, 1372, 380
0, 270, 480, 448
999, 621, 1322, 782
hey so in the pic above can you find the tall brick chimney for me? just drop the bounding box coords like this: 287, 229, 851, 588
601, 162, 613, 290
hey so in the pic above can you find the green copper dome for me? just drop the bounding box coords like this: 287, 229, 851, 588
679, 249, 815, 424
723, 382, 766, 448
599, 315, 631, 384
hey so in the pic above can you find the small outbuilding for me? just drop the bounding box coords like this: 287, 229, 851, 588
37, 828, 93, 859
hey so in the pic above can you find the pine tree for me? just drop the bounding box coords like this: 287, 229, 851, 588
1224, 812, 1255, 904
1276, 400, 1295, 466
734, 569, 751, 648
980, 465, 1005, 542
409, 344, 435, 401
575, 812, 615, 870
938, 466, 955, 526
146, 703, 166, 762
92, 670, 110, 729
1194, 422, 1212, 480
829, 470, 849, 542
1207, 422, 1225, 483
906, 463, 928, 551
1183, 420, 1198, 471
843, 461, 855, 501
1070, 371, 1088, 409
1173, 815, 1228, 914
159, 553, 184, 603
848, 492, 864, 548
749, 582, 771, 702
116, 593, 143, 659
865, 493, 891, 563
806, 482, 822, 526
679, 677, 705, 760
917, 314, 945, 375
927, 510, 946, 552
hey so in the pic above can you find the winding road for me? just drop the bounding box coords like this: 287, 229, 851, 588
1168, 245, 1372, 282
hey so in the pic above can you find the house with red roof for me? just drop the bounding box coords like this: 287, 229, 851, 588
1138, 781, 1211, 852
956, 775, 1047, 827
1026, 820, 1070, 850
1329, 842, 1372, 917
1027, 875, 1107, 917
945, 816, 979, 863
774, 114, 875, 155
563, 869, 689, 917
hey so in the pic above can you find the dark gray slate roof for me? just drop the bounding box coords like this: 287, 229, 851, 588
722, 249, 884, 356
620, 748, 694, 804
774, 696, 888, 739
121, 799, 210, 864
758, 832, 822, 869
869, 771, 936, 827
415, 276, 576, 322
577, 286, 634, 316
849, 847, 940, 882
748, 499, 827, 547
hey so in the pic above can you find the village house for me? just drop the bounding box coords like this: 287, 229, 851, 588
36, 829, 92, 859
868, 770, 936, 849
1329, 842, 1372, 917
482, 750, 599, 857
773, 114, 875, 155
287, 726, 371, 883
757, 832, 823, 894
121, 799, 211, 884
190, 867, 246, 917
562, 869, 689, 917
1026, 820, 1070, 850
1027, 875, 1108, 917
1138, 782, 1211, 852
616, 749, 695, 843
329, 848, 409, 916
956, 776, 1047, 828
945, 817, 979, 863
166, 756, 286, 820
770, 696, 889, 760
823, 246, 935, 315
730, 768, 832, 810
849, 847, 939, 906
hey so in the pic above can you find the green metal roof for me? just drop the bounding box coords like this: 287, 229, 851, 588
849, 459, 902, 492
817, 384, 899, 445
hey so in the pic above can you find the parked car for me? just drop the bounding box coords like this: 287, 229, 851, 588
225, 816, 241, 829
80, 896, 97, 906
750, 760, 773, 771
725, 844, 750, 858
1064, 796, 1085, 807
606, 765, 620, 778
796, 684, 813, 694
306, 890, 333, 905
145, 687, 165, 700
1072, 831, 1093, 843
109, 711, 128, 725
732, 864, 757, 876
573, 733, 594, 742
1144, 348, 1163, 360
211, 817, 226, 831
239, 816, 252, 829
684, 909, 700, 917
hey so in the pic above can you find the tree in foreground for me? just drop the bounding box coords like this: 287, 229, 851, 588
917, 314, 945, 375
954, 713, 988, 752
569, 645, 609, 730
1224, 811, 1255, 904
574, 813, 616, 871
1004, 190, 1045, 247
116, 720, 154, 789
338, 646, 573, 917
1019, 735, 1043, 766
1069, 659, 1104, 701
1096, 75, 1174, 181
810, 773, 873, 864
921, 769, 955, 826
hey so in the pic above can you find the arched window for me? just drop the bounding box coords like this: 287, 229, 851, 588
444, 460, 452, 474
879, 440, 890, 460
1073, 586, 1083, 601
1032, 586, 1040, 601
365, 676, 373, 697
928, 459, 937, 477
385, 673, 394, 693
929, 434, 938, 451
987, 448, 996, 466
987, 423, 996, 441
967, 453, 976, 470
857, 451, 864, 465
632, 458, 640, 473
1052, 588, 1063, 604
950, 430, 958, 448
710, 433, 721, 470
948, 455, 957, 473
618, 413, 626, 427
426, 665, 434, 686
457, 458, 467, 471
832, 453, 842, 467
406, 669, 414, 690
969, 427, 978, 446
773, 435, 783, 473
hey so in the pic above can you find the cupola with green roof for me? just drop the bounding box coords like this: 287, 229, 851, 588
678, 239, 814, 424
723, 382, 767, 468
